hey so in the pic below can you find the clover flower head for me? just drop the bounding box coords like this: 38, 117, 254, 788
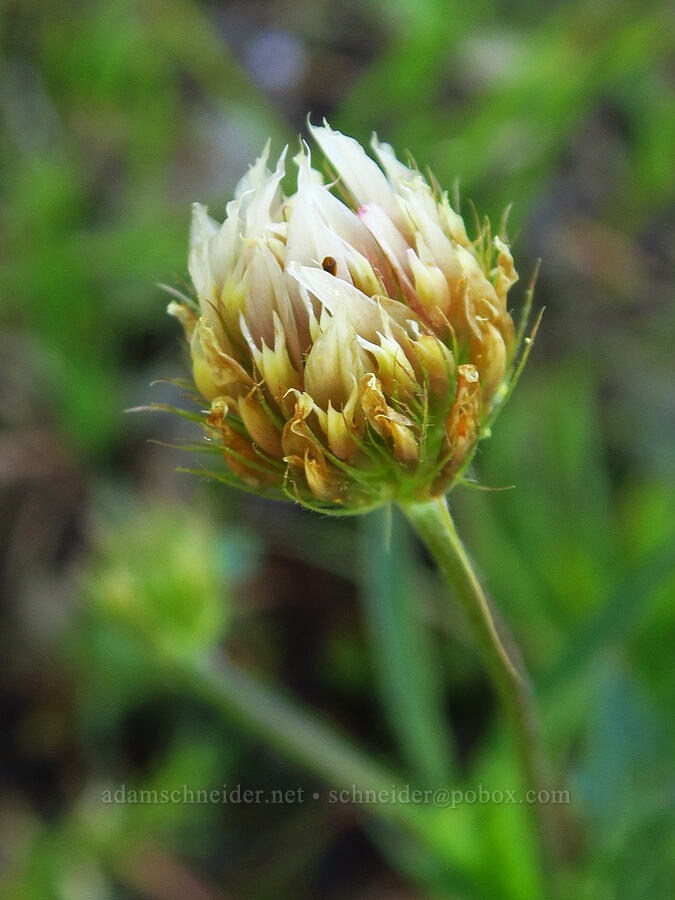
166, 121, 535, 512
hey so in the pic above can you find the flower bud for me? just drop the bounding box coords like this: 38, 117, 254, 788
164, 122, 531, 512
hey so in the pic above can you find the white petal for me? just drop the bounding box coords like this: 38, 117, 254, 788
407, 210, 463, 284
310, 120, 400, 223
243, 247, 277, 348
239, 146, 288, 236
370, 135, 414, 185
293, 141, 324, 187
234, 139, 271, 198
286, 181, 352, 279
397, 178, 440, 223
259, 240, 302, 367
357, 203, 417, 305
357, 203, 410, 272
189, 202, 219, 248
439, 193, 470, 246
457, 245, 499, 306
304, 304, 364, 409
289, 169, 382, 263
287, 262, 383, 341
207, 207, 241, 287
188, 244, 212, 300
188, 203, 220, 298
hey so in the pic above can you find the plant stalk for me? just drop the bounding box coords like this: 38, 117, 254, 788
400, 495, 561, 877
171, 651, 437, 844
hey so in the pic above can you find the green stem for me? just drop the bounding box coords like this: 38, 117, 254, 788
400, 495, 561, 878
171, 651, 435, 842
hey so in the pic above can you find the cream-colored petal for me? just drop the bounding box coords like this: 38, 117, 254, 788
207, 208, 240, 287
288, 165, 384, 269
473, 321, 507, 402
257, 311, 302, 404
357, 203, 410, 272
286, 181, 352, 279
287, 262, 384, 341
238, 146, 288, 236
356, 331, 418, 399
405, 205, 463, 284
325, 398, 360, 461
252, 241, 302, 368
356, 203, 417, 307
439, 193, 470, 246
189, 202, 219, 249
407, 248, 451, 318
234, 139, 271, 198
188, 205, 217, 300
243, 248, 277, 349
370, 135, 414, 185
304, 305, 364, 409
411, 334, 455, 398
238, 392, 283, 457
310, 120, 400, 224
167, 301, 197, 342
191, 323, 252, 401
493, 236, 519, 306
457, 245, 500, 308
292, 142, 325, 186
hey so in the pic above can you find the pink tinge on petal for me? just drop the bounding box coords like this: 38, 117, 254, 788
310, 122, 402, 226
357, 204, 424, 313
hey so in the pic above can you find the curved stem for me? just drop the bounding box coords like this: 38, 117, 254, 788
400, 495, 561, 879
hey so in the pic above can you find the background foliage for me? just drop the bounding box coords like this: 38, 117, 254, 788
1, 0, 673, 897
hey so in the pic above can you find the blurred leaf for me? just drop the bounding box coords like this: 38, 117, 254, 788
542, 543, 674, 696
359, 506, 455, 785
454, 361, 616, 669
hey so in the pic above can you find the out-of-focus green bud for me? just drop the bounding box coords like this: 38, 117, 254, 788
164, 122, 535, 513
85, 504, 230, 658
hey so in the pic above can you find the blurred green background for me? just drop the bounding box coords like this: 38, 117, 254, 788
1, 0, 673, 897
